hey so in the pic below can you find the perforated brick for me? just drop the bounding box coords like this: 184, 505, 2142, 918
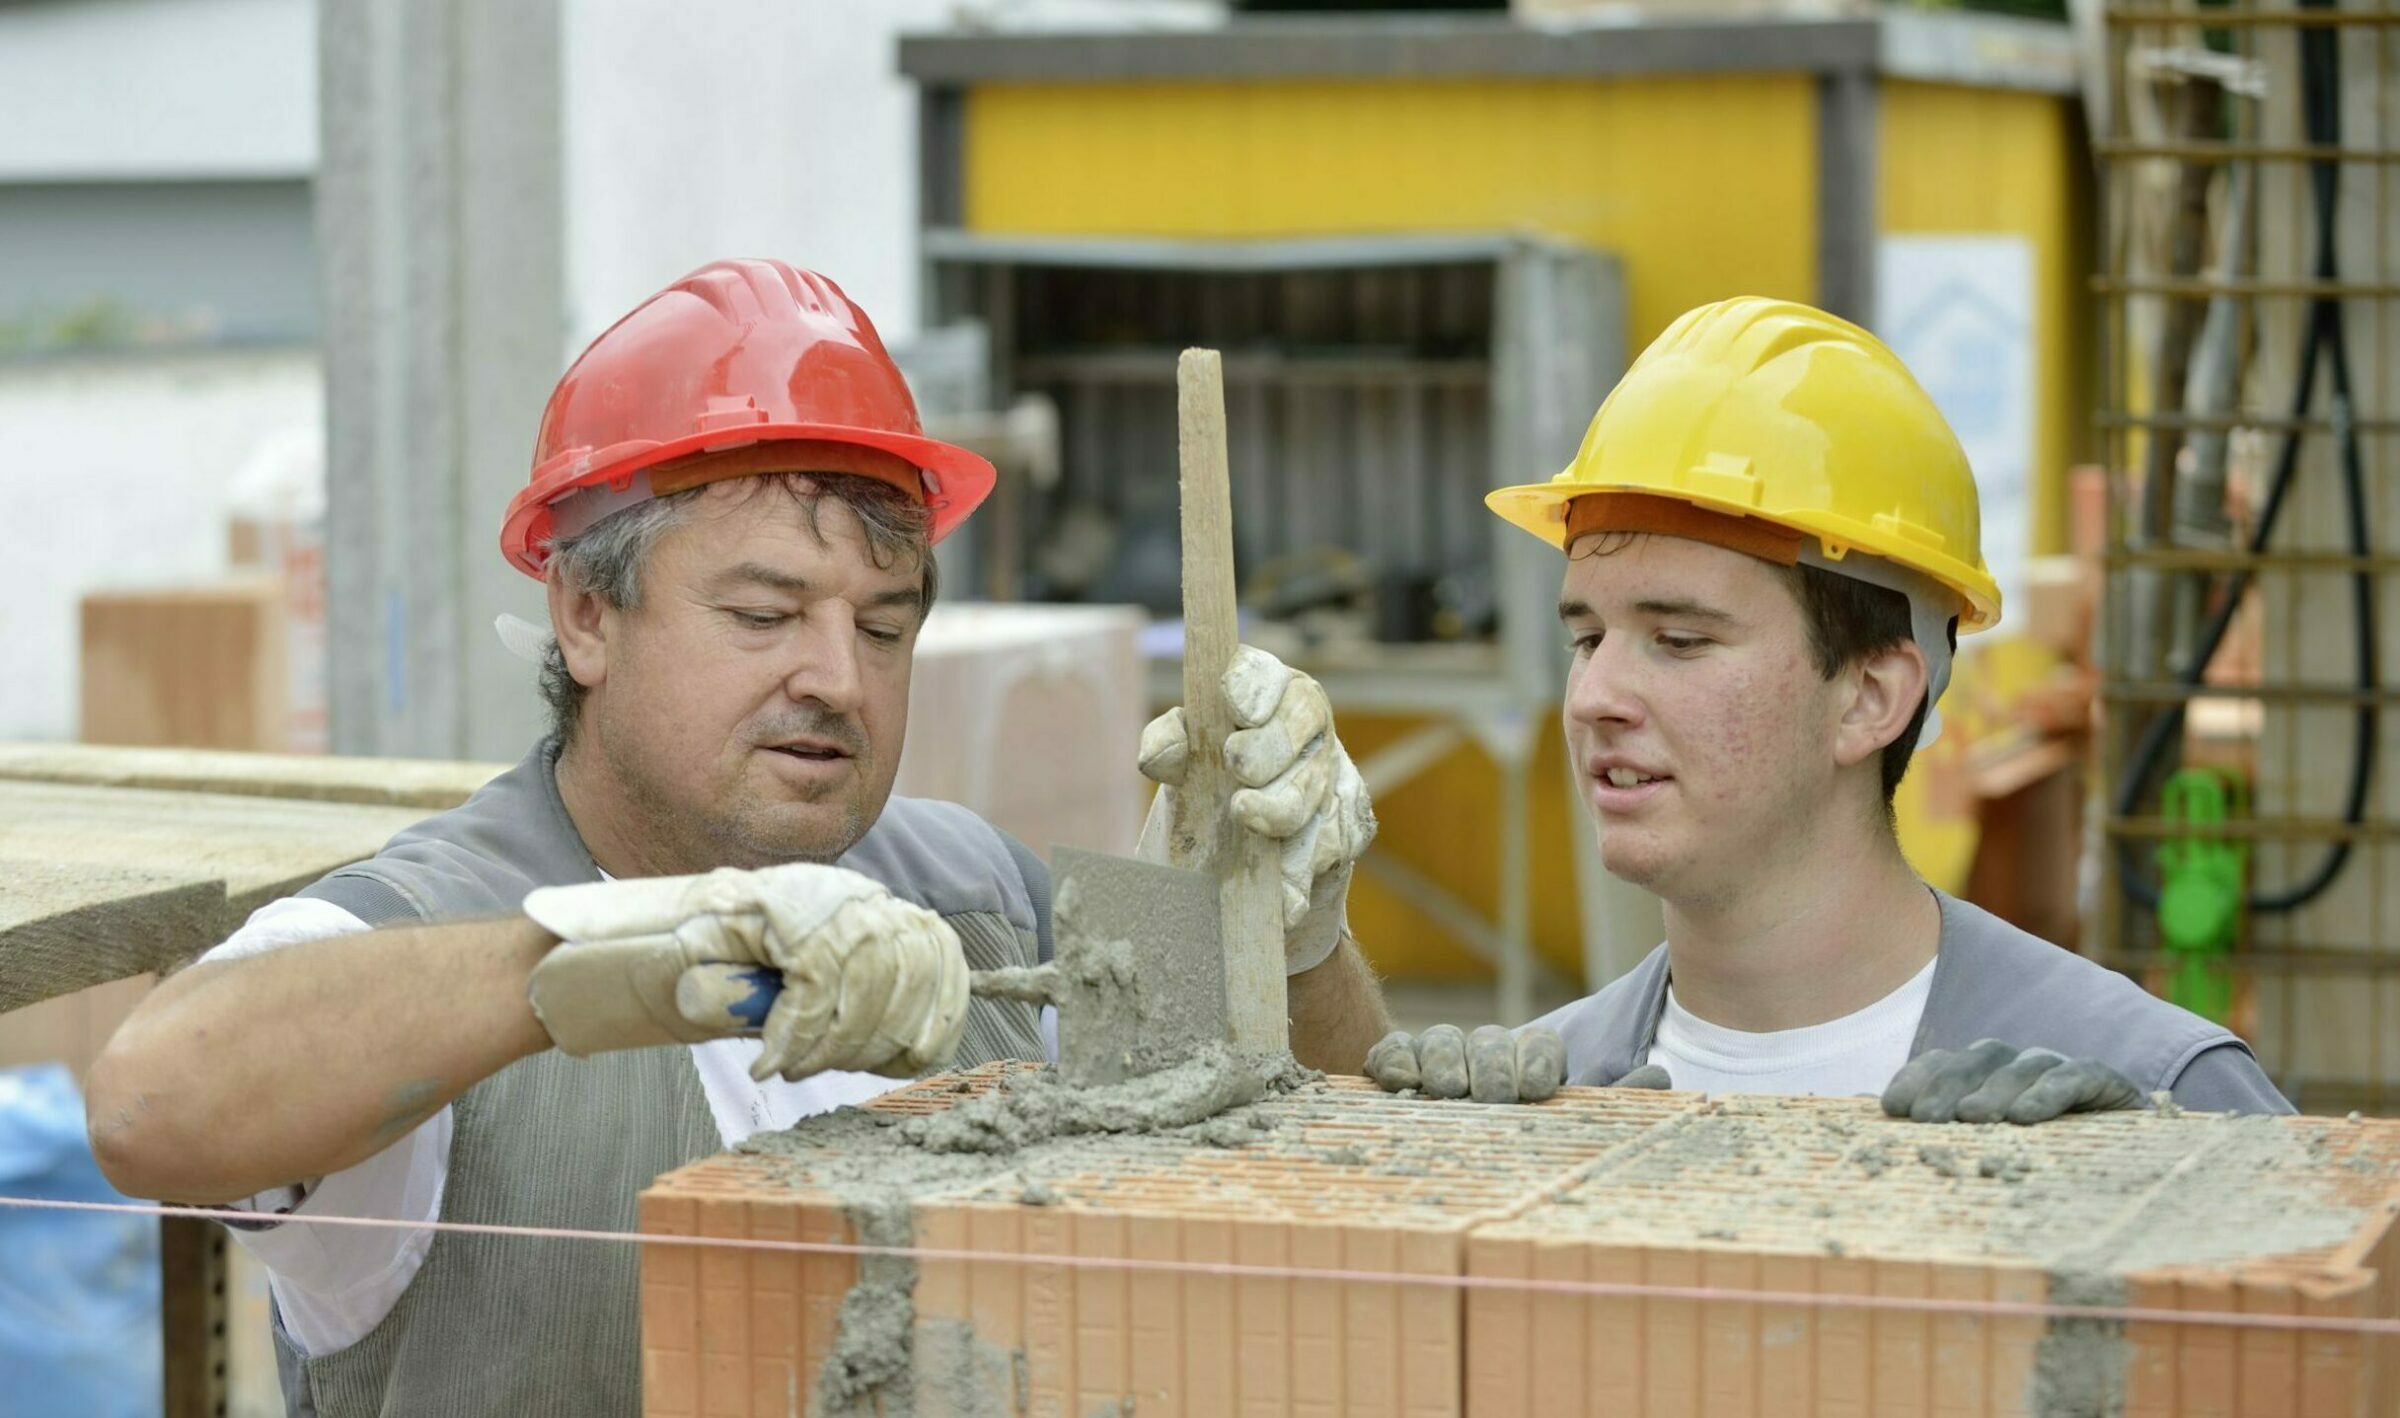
640, 1074, 2400, 1417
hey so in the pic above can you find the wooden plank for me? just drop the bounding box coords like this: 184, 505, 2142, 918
160, 1216, 229, 1418
81, 579, 286, 753
0, 782, 425, 915
0, 741, 503, 811
1171, 347, 1289, 1055
0, 781, 425, 1009
0, 859, 227, 1013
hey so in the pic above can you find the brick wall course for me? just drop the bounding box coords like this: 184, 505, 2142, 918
641, 1068, 2400, 1417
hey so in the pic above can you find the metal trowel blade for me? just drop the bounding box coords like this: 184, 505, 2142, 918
1048, 845, 1228, 1085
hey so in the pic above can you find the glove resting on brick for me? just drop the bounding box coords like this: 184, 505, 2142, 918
1880, 1039, 2144, 1124
1362, 1024, 1666, 1103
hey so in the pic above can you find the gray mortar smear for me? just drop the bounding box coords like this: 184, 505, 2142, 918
1520, 1103, 2392, 1417
2030, 1271, 2128, 1418
737, 1045, 1318, 1416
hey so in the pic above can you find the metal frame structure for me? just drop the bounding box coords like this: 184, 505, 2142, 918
2094, 0, 2397, 1112
898, 10, 2082, 1018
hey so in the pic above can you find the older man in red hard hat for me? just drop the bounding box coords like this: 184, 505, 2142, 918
87, 260, 1392, 1417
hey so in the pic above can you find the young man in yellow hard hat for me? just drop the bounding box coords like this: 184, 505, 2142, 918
1366, 296, 2289, 1120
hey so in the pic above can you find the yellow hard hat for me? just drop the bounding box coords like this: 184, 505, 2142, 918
1486, 296, 2001, 633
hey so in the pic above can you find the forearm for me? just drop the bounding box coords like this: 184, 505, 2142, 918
1286, 935, 1391, 1075
87, 916, 556, 1204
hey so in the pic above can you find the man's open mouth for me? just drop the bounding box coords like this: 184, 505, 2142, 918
767, 743, 850, 762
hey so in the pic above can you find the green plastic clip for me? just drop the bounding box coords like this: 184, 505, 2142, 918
2155, 767, 2248, 1024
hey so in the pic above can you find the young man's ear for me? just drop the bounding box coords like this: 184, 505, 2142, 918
546, 573, 610, 696
1833, 639, 1930, 769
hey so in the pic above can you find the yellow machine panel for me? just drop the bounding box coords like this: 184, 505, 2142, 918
966, 76, 1819, 353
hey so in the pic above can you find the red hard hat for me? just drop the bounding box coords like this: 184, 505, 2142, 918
499, 258, 995, 578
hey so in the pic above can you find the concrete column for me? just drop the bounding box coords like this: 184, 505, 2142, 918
1815, 68, 1879, 327
318, 0, 562, 759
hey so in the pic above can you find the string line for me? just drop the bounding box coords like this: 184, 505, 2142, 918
5, 1193, 2388, 1336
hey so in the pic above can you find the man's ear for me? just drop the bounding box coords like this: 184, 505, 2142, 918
1833, 639, 1929, 769
546, 573, 610, 696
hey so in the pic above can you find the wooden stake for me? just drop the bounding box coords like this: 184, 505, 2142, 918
1172, 348, 1290, 1055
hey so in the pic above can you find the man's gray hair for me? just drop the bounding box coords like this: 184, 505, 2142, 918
537, 471, 939, 745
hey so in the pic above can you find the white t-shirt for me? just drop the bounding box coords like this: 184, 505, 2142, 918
1645, 958, 1936, 1099
208, 894, 1025, 1357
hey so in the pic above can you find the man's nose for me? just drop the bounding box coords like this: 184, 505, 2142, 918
1564, 637, 1644, 731
782, 607, 865, 715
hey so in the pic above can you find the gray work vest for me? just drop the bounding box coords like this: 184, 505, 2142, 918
268, 740, 1050, 1418
1532, 888, 2291, 1113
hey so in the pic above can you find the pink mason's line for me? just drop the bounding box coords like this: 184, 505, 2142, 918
2, 1192, 2386, 1337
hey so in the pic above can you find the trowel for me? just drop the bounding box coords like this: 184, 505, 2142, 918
701, 845, 1225, 1086
695, 347, 1285, 1084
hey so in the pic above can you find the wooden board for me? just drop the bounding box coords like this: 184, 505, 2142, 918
0, 740, 505, 810
81, 579, 288, 752
0, 781, 426, 917
0, 858, 226, 1014
0, 777, 432, 1014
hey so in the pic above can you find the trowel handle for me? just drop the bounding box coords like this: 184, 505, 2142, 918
1176, 348, 1244, 787
673, 962, 1037, 1034
678, 963, 782, 1031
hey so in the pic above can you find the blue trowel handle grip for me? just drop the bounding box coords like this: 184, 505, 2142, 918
677, 963, 782, 1030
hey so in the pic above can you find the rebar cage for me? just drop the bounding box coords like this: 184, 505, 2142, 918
2096, 0, 2400, 1112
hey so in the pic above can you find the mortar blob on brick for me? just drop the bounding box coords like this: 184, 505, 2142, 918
731, 1047, 1316, 1414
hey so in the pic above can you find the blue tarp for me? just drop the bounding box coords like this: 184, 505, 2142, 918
0, 1063, 159, 1418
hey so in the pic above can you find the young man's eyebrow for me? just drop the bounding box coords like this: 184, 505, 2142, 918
1633, 597, 1736, 625
1557, 596, 1737, 625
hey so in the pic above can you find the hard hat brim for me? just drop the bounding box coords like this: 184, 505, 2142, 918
502, 424, 996, 579
1485, 480, 2002, 634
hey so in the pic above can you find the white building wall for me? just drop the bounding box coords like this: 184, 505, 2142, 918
0, 0, 315, 181
561, 0, 1221, 348
0, 349, 322, 741
561, 0, 960, 348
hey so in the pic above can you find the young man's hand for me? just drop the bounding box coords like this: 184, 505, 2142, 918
1363, 1024, 1661, 1103
1880, 1040, 2144, 1124
522, 864, 970, 1082
1138, 644, 1375, 976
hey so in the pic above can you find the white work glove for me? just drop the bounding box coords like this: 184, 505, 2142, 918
521, 864, 969, 1082
1137, 645, 1375, 976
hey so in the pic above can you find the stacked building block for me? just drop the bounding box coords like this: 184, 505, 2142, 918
640, 1071, 2400, 1417
1467, 1094, 2400, 1415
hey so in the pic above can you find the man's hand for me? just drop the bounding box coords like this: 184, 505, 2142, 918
1139, 645, 1375, 975
1362, 1024, 1658, 1103
522, 864, 969, 1082
1880, 1039, 2144, 1124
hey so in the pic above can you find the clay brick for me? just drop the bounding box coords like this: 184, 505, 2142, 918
1468, 1096, 2400, 1417
640, 1073, 2400, 1417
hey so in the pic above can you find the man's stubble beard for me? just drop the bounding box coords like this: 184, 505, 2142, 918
595, 723, 868, 872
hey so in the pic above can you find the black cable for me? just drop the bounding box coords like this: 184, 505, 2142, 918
2112, 3, 2378, 913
